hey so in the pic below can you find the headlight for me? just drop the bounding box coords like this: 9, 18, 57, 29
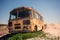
8, 22, 12, 27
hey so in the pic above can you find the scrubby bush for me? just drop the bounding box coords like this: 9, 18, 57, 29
8, 31, 45, 40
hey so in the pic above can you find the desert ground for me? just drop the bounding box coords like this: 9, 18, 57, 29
43, 23, 60, 36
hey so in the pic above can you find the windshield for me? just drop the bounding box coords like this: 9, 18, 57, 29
10, 10, 31, 20
18, 10, 30, 18
10, 12, 17, 20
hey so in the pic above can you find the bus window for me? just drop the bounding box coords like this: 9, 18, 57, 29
35, 13, 39, 19
40, 16, 43, 21
18, 10, 31, 18
11, 15, 16, 19
32, 12, 36, 18
38, 16, 40, 20
10, 12, 17, 20
32, 11, 39, 19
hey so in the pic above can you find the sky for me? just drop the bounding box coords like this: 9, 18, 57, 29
0, 0, 60, 24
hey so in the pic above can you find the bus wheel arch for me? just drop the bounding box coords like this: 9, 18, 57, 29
34, 25, 38, 31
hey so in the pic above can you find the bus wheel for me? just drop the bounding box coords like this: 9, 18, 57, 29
34, 25, 37, 31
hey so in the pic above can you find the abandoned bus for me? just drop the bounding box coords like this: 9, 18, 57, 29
8, 7, 44, 33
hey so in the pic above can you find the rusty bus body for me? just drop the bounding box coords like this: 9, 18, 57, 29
8, 7, 44, 33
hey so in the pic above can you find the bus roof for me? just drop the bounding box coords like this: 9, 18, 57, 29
10, 7, 42, 17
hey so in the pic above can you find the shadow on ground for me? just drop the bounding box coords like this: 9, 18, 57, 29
0, 33, 18, 40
